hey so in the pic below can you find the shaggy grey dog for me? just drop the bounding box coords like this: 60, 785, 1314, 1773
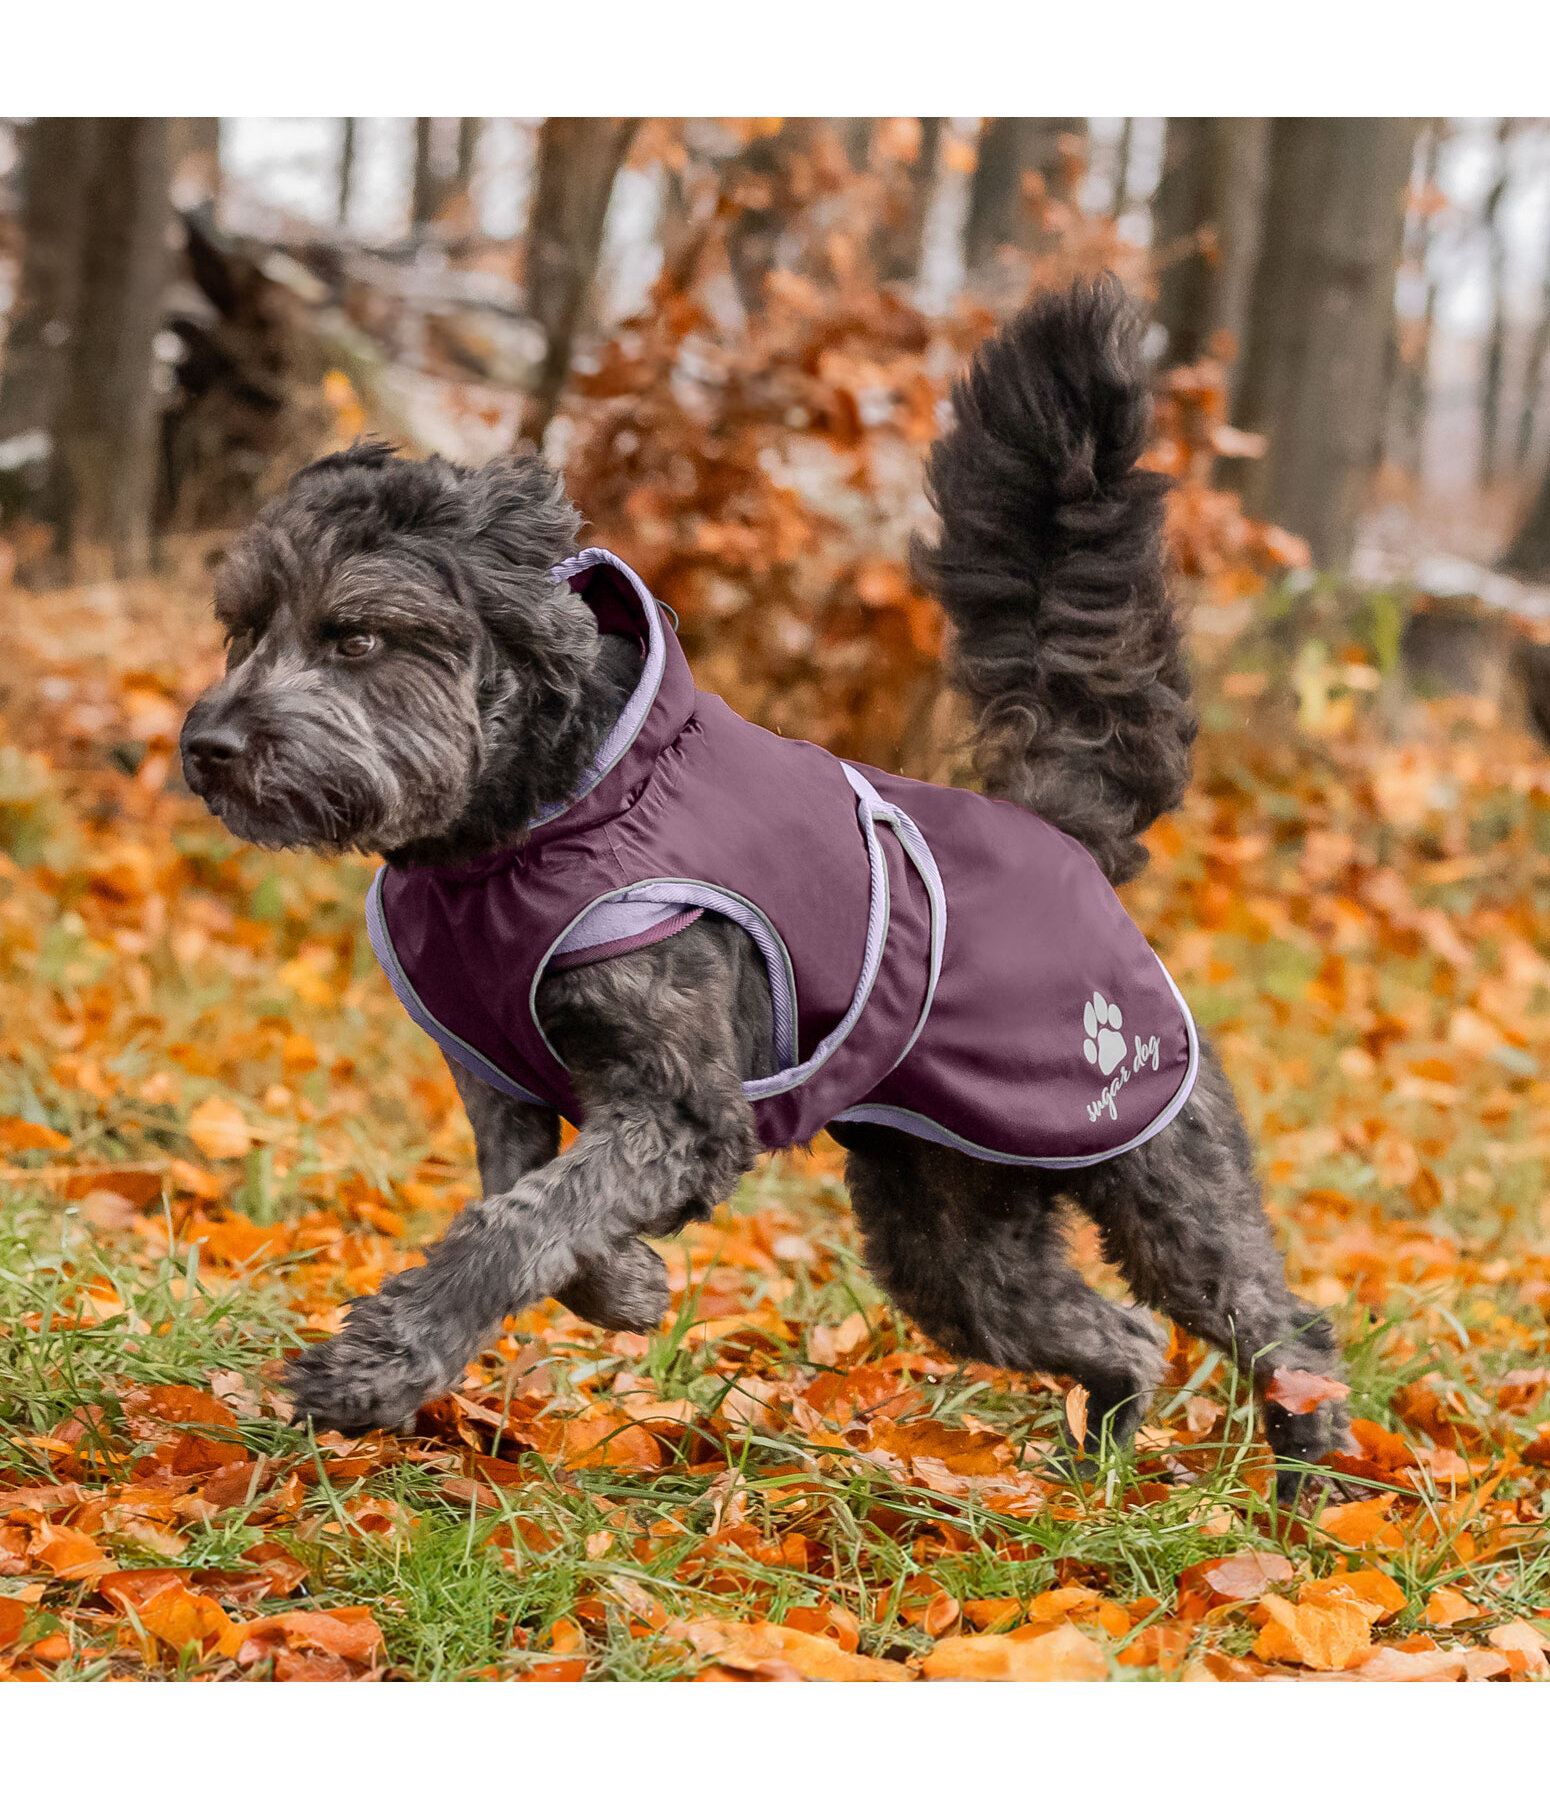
180, 278, 1349, 1500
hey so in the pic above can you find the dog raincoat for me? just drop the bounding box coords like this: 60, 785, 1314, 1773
366, 549, 1198, 1165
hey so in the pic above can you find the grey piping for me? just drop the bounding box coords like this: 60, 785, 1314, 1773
366, 867, 549, 1107
532, 548, 669, 827
832, 955, 1202, 1167
529, 879, 801, 1075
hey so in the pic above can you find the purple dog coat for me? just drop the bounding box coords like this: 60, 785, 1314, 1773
366, 549, 1199, 1166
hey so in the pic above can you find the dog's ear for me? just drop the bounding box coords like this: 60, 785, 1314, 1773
457, 455, 580, 574
453, 456, 593, 699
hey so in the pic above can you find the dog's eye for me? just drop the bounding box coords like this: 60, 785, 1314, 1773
336, 633, 377, 660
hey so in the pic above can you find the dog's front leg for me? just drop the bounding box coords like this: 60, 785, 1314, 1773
287, 929, 761, 1433
445, 1055, 664, 1333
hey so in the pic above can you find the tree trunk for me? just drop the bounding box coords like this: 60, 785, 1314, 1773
47, 119, 173, 578
169, 118, 220, 207
963, 117, 1082, 274
1480, 119, 1515, 485
456, 118, 483, 196
1500, 456, 1550, 580
873, 118, 944, 285
1152, 118, 1269, 371
1110, 117, 1135, 219
1229, 118, 1419, 569
412, 118, 439, 236
0, 119, 96, 449
517, 117, 639, 444
1515, 217, 1550, 473
722, 120, 818, 318
1393, 121, 1445, 478
337, 118, 357, 228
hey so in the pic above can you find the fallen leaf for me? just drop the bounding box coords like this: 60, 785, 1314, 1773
1356, 1646, 1466, 1682
686, 1618, 909, 1682
0, 1117, 70, 1152
186, 1096, 252, 1161
1298, 1569, 1407, 1622
1065, 1385, 1089, 1446
1486, 1621, 1549, 1676
1423, 1586, 1481, 1627
1265, 1367, 1351, 1415
921, 1622, 1109, 1681
1253, 1594, 1371, 1671
1317, 1495, 1404, 1549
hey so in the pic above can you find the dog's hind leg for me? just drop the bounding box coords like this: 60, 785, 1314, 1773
1068, 1040, 1351, 1503
834, 1125, 1166, 1456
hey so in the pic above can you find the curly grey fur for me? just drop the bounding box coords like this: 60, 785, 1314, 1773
181, 283, 1347, 1503
913, 276, 1196, 884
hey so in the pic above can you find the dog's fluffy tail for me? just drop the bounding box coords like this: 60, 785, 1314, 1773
913, 276, 1195, 885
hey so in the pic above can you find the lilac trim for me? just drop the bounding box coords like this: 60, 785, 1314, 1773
552, 907, 703, 970
842, 765, 947, 1074
741, 765, 945, 1102
530, 881, 801, 1074
365, 868, 549, 1108
832, 957, 1202, 1167
553, 896, 701, 960
533, 548, 669, 827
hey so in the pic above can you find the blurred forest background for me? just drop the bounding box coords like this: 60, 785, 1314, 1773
5, 120, 1550, 1683
5, 116, 1550, 771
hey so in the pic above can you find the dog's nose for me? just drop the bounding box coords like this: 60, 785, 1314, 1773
182, 719, 249, 772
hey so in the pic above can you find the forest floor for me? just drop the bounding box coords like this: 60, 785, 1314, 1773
1, 569, 1548, 1683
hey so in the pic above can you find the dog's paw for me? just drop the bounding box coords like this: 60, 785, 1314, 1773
1264, 1395, 1352, 1510
557, 1238, 670, 1333
286, 1293, 468, 1435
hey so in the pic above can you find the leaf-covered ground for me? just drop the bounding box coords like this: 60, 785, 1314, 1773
1, 572, 1548, 1683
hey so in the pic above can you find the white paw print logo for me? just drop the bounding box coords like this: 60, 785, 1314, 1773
1083, 991, 1127, 1076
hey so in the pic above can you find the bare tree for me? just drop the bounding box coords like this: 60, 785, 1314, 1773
1501, 457, 1550, 581
1109, 117, 1135, 220
1151, 118, 1269, 372
0, 119, 95, 449
1392, 121, 1447, 478
336, 118, 357, 229
1480, 118, 1516, 485
873, 118, 944, 285
722, 119, 819, 317
963, 117, 1083, 275
1229, 119, 1419, 568
1, 118, 173, 578
1516, 215, 1550, 474
517, 117, 640, 444
48, 119, 173, 578
169, 118, 220, 207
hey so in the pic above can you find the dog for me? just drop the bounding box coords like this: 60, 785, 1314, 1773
180, 277, 1349, 1500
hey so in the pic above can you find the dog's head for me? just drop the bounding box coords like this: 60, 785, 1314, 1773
180, 443, 602, 862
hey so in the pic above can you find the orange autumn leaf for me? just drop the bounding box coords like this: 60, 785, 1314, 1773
1298, 1569, 1407, 1622
1254, 1594, 1372, 1671
685, 1618, 909, 1682
186, 1096, 252, 1161
1424, 1587, 1482, 1627
1064, 1384, 1089, 1446
1177, 1551, 1294, 1617
103, 1570, 231, 1652
29, 1521, 117, 1582
1264, 1367, 1351, 1415
0, 1116, 70, 1152
1317, 1495, 1405, 1549
922, 1622, 1109, 1682
0, 1594, 27, 1650
221, 1606, 384, 1669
